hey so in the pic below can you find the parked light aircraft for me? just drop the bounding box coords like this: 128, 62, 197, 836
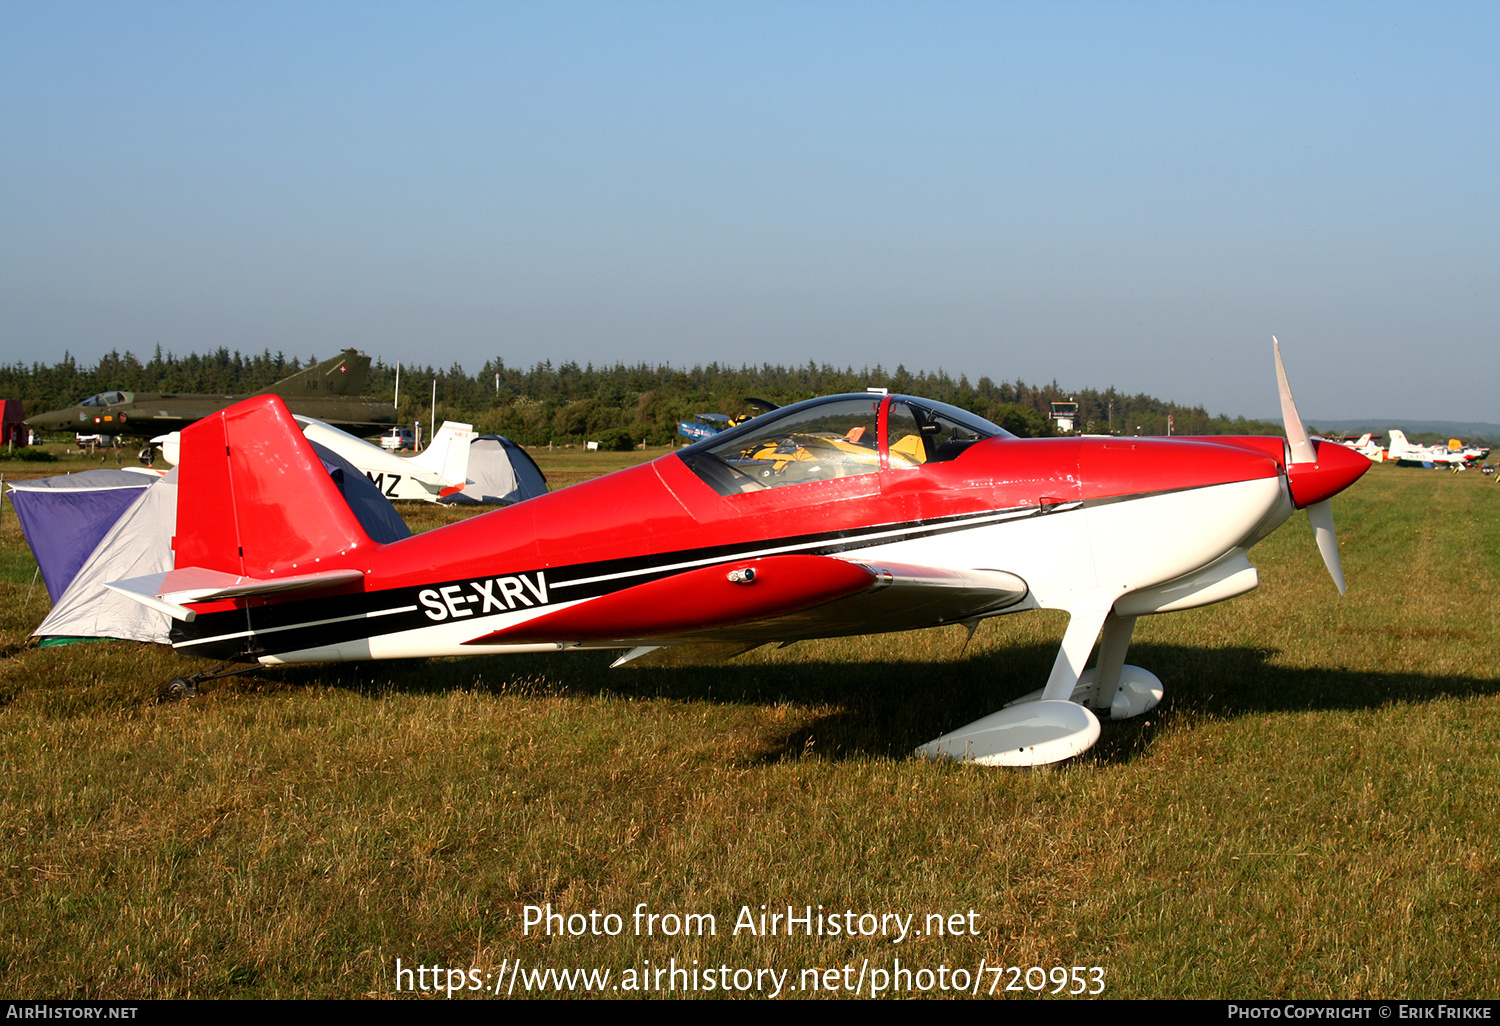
1335, 433, 1386, 462
295, 418, 474, 502
25, 350, 397, 438
153, 418, 475, 502
108, 341, 1370, 766
1387, 430, 1470, 467
678, 399, 781, 442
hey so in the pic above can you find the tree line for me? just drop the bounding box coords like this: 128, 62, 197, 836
2, 347, 1283, 447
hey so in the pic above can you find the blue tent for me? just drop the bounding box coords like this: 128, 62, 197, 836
7, 469, 161, 603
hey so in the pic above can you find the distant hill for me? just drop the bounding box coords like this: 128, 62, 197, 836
1299, 419, 1499, 444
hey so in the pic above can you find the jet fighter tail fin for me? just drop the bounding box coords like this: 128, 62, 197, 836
174, 395, 374, 577
259, 349, 371, 398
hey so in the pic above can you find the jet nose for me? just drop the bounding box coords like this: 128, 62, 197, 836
1286, 439, 1372, 509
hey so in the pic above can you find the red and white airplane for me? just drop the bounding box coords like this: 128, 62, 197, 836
109, 340, 1370, 766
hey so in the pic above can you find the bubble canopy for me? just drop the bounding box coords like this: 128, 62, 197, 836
81, 391, 133, 407
677, 393, 1014, 496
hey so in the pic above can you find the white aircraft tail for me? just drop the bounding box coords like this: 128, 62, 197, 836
409, 421, 475, 487
1387, 429, 1416, 458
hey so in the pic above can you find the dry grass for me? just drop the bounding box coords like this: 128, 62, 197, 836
0, 460, 1495, 998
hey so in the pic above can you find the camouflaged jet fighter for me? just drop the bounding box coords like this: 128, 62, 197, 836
25, 349, 397, 439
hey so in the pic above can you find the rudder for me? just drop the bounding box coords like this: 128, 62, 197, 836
175, 395, 373, 577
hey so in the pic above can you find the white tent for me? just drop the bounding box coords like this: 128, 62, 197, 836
34, 469, 181, 644
441, 435, 549, 505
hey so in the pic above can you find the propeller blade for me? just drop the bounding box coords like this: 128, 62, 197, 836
1306, 498, 1346, 595
1273, 336, 1317, 465
1275, 339, 1356, 594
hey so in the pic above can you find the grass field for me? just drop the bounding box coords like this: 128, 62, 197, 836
0, 453, 1496, 999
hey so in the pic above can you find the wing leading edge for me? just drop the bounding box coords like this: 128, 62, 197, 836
466, 553, 1029, 648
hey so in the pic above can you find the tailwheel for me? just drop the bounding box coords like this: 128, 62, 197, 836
160, 677, 199, 702
158, 660, 266, 703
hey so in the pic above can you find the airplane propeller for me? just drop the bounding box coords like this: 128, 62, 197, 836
1273, 336, 1348, 594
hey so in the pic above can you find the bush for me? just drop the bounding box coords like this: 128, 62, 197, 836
593, 428, 636, 452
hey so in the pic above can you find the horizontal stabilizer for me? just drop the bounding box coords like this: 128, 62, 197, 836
108, 566, 365, 620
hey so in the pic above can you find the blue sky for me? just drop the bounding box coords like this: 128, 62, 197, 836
3, 1, 1496, 420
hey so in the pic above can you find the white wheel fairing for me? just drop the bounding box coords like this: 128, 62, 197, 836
916, 700, 1102, 767
1076, 665, 1164, 720
1110, 666, 1164, 719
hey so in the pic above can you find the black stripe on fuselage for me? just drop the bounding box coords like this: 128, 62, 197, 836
170, 500, 1076, 660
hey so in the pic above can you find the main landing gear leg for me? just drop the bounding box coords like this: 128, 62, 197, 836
916, 602, 1113, 767
1076, 613, 1163, 720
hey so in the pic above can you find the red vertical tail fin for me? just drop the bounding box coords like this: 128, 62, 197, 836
174, 395, 373, 576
